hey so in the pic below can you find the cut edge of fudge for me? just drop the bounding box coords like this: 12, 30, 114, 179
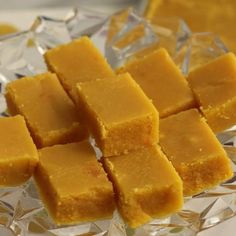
101, 145, 183, 228
201, 96, 236, 133
34, 142, 115, 225
94, 112, 159, 157
35, 123, 88, 148
0, 115, 38, 186
116, 48, 196, 118
77, 109, 159, 157
187, 52, 236, 132
44, 36, 115, 102
76, 73, 159, 156
187, 52, 236, 87
0, 155, 37, 186
176, 153, 233, 196
5, 73, 88, 148
159, 109, 233, 196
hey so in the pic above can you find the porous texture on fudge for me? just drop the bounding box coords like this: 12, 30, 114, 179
187, 52, 236, 133
44, 36, 114, 102
5, 72, 87, 148
117, 48, 196, 118
77, 73, 159, 157
34, 141, 115, 225
0, 115, 38, 186
102, 145, 183, 228
160, 109, 233, 196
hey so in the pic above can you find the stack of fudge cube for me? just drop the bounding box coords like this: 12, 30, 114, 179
1, 36, 234, 228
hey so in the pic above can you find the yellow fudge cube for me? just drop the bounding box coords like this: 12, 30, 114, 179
5, 72, 87, 148
0, 115, 38, 186
160, 109, 233, 196
102, 145, 183, 228
34, 141, 115, 225
77, 73, 159, 157
118, 48, 195, 118
187, 53, 236, 132
44, 36, 114, 102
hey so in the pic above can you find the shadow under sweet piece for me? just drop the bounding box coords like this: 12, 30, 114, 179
117, 48, 196, 118
77, 72, 159, 157
5, 72, 87, 148
44, 36, 115, 103
187, 52, 236, 133
0, 115, 38, 186
34, 141, 115, 225
102, 145, 183, 228
160, 109, 233, 196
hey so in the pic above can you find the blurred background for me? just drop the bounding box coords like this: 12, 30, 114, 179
0, 0, 236, 52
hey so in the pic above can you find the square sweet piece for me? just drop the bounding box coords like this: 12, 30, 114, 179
117, 48, 196, 118
102, 145, 183, 228
77, 73, 159, 157
5, 72, 87, 148
160, 109, 233, 196
34, 141, 115, 225
0, 115, 38, 186
44, 36, 115, 102
187, 52, 236, 133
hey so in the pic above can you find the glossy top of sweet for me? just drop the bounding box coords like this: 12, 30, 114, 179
38, 141, 113, 197
44, 36, 114, 100
160, 109, 227, 165
187, 53, 236, 108
118, 48, 195, 117
103, 145, 181, 194
77, 72, 158, 125
6, 72, 80, 135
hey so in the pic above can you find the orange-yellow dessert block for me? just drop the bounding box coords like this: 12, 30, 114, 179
5, 72, 87, 148
117, 48, 195, 118
0, 115, 38, 186
102, 145, 183, 228
34, 141, 115, 225
187, 53, 236, 133
77, 73, 159, 157
160, 109, 233, 196
44, 36, 114, 102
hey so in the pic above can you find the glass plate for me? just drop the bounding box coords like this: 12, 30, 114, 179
0, 7, 235, 236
